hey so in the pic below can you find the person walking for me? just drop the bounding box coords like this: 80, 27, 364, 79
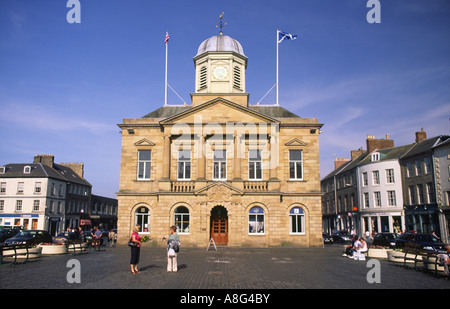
165, 225, 180, 272
108, 229, 116, 247
130, 225, 142, 274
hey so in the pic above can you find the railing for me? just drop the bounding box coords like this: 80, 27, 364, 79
243, 181, 269, 192
171, 181, 196, 192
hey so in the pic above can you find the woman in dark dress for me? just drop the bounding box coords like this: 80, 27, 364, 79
130, 225, 142, 274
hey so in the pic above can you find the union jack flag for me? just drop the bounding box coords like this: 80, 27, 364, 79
165, 31, 169, 45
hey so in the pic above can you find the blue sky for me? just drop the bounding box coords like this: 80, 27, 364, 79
1, 0, 449, 198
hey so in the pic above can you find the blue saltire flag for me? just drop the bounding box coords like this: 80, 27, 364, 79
278, 30, 298, 43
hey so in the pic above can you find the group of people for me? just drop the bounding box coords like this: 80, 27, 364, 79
343, 236, 368, 260
129, 225, 180, 275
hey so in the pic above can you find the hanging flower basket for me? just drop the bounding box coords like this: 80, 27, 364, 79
39, 243, 67, 255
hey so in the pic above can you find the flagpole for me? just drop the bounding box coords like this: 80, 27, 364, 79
276, 29, 279, 106
164, 33, 168, 106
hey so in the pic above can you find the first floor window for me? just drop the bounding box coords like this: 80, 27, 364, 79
289, 150, 303, 180
213, 150, 227, 180
363, 192, 369, 208
387, 191, 396, 206
135, 206, 150, 233
248, 206, 265, 234
249, 150, 262, 180
409, 185, 416, 205
177, 150, 191, 180
174, 206, 190, 234
289, 207, 305, 234
33, 200, 40, 211
16, 200, 22, 211
386, 169, 395, 184
374, 192, 382, 207
137, 150, 151, 180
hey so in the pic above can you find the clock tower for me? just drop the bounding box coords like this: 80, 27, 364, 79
191, 31, 249, 107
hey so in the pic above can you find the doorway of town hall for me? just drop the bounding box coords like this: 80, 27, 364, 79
210, 206, 228, 245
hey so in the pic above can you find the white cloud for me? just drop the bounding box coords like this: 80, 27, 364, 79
0, 102, 113, 135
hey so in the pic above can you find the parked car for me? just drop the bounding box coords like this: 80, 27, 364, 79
331, 231, 352, 243
0, 228, 21, 243
53, 232, 81, 244
4, 230, 52, 246
323, 233, 334, 244
395, 232, 446, 253
372, 232, 398, 248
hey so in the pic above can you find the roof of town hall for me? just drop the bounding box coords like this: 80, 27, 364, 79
142, 104, 301, 119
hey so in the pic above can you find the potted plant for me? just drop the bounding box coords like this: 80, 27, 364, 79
39, 243, 68, 255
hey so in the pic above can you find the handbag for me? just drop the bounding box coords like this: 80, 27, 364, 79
168, 248, 175, 257
128, 238, 137, 247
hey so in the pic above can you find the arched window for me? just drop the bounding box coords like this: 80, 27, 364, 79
248, 206, 265, 234
174, 206, 190, 234
135, 206, 150, 233
289, 207, 305, 235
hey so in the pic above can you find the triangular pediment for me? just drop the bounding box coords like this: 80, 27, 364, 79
160, 97, 279, 125
193, 181, 243, 196
285, 138, 307, 146
134, 138, 155, 147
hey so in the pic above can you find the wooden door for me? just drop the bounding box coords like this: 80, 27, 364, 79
211, 219, 228, 245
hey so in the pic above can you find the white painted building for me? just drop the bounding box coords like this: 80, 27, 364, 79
0, 155, 92, 235
356, 144, 413, 235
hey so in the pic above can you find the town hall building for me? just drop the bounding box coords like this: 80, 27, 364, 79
116, 30, 323, 247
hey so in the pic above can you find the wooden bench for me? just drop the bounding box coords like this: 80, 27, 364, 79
0, 244, 40, 265
402, 249, 448, 276
66, 240, 88, 255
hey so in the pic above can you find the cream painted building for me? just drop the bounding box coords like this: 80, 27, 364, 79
117, 32, 323, 247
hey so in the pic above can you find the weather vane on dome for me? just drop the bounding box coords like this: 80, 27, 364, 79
216, 12, 227, 34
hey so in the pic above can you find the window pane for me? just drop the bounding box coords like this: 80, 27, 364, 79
145, 162, 151, 178
289, 162, 295, 179
178, 162, 184, 179
256, 162, 262, 179
179, 150, 191, 161
290, 150, 302, 161
185, 162, 191, 179
138, 150, 151, 161
296, 162, 302, 179
138, 162, 145, 178
249, 163, 255, 179
249, 150, 261, 161
214, 150, 226, 161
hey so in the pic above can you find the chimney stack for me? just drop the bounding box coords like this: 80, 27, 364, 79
415, 128, 427, 143
366, 134, 394, 154
334, 158, 350, 170
33, 154, 55, 167
61, 162, 85, 178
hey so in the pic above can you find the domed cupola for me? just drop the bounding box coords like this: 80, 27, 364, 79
195, 34, 246, 58
191, 13, 249, 107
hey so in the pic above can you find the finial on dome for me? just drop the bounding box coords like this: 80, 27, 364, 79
216, 11, 227, 35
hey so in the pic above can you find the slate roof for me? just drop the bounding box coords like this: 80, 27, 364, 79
142, 104, 300, 120
0, 163, 91, 187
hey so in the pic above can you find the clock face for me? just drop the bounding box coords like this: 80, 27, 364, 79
213, 66, 228, 80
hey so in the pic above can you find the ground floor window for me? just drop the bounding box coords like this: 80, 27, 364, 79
249, 206, 265, 234
175, 206, 190, 234
135, 206, 150, 233
289, 207, 305, 234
